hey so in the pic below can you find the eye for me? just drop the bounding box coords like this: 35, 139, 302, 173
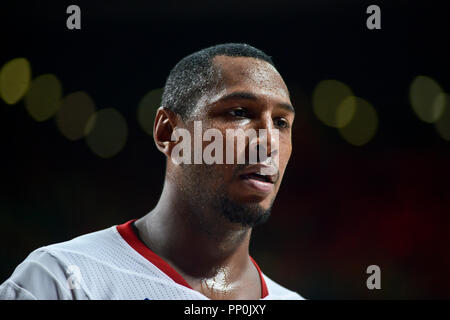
229, 107, 249, 118
274, 117, 289, 129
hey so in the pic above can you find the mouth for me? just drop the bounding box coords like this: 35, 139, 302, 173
240, 172, 273, 183
239, 165, 277, 194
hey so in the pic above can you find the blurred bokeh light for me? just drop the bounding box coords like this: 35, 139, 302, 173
312, 79, 354, 128
85, 108, 128, 158
55, 91, 96, 141
336, 96, 357, 129
24, 73, 62, 122
435, 93, 450, 141
338, 97, 378, 146
0, 57, 31, 105
137, 88, 163, 136
409, 75, 446, 123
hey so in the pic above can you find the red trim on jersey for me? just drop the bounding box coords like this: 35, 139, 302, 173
116, 219, 269, 298
116, 219, 193, 289
250, 256, 269, 298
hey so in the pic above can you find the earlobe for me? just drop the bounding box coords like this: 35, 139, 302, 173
153, 107, 178, 157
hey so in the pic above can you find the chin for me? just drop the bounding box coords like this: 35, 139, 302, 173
235, 197, 275, 215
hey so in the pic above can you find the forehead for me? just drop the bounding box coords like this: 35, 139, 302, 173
212, 55, 289, 99
193, 56, 290, 112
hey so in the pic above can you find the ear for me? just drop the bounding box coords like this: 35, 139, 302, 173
153, 107, 179, 157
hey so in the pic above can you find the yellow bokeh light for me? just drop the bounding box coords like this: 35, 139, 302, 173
338, 97, 378, 146
24, 74, 62, 122
435, 93, 450, 141
137, 88, 163, 136
0, 58, 31, 105
312, 79, 354, 128
55, 91, 96, 141
336, 96, 357, 128
85, 108, 128, 159
409, 75, 446, 123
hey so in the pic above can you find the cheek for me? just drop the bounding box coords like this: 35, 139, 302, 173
277, 141, 292, 176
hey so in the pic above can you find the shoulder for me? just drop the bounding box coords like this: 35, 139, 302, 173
42, 225, 122, 258
0, 226, 119, 300
0, 246, 88, 299
262, 273, 306, 300
26, 226, 124, 271
1, 224, 191, 300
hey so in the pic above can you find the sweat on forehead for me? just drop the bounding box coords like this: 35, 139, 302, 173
191, 56, 290, 110
212, 55, 285, 88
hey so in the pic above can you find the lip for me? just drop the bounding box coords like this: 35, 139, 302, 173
240, 177, 274, 194
238, 164, 278, 194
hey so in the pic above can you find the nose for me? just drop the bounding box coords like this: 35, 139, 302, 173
253, 114, 279, 163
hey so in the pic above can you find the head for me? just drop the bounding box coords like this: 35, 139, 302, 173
154, 43, 294, 229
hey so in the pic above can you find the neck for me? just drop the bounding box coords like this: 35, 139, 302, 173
135, 178, 253, 280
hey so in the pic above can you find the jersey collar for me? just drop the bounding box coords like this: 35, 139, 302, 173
117, 219, 268, 299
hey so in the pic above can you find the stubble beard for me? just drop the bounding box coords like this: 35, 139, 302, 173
180, 164, 273, 233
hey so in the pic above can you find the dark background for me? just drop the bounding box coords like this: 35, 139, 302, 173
1, 0, 449, 299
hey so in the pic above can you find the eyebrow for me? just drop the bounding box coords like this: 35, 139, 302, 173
215, 91, 295, 114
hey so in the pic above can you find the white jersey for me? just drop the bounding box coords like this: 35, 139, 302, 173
0, 220, 304, 300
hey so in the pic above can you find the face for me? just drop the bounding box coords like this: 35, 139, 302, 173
170, 56, 294, 228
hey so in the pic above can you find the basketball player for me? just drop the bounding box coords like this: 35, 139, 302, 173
0, 43, 304, 300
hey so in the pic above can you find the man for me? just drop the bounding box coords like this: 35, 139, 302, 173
0, 43, 303, 300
